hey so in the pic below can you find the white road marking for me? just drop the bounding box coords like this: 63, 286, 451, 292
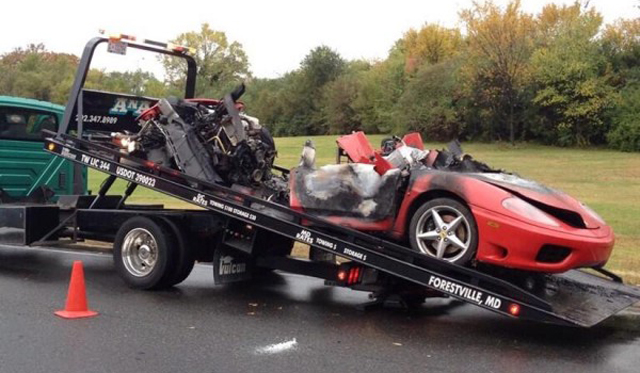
255, 338, 297, 355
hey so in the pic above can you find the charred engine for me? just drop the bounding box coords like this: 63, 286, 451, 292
144, 98, 276, 186
115, 85, 286, 200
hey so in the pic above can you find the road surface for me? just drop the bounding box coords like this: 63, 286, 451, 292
0, 245, 639, 373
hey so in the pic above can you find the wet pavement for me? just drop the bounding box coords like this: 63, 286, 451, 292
0, 245, 639, 373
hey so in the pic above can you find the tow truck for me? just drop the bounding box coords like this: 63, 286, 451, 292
1, 35, 638, 327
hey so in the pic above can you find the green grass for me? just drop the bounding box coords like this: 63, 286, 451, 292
89, 135, 640, 283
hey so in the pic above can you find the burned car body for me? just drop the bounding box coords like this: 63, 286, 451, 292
290, 131, 615, 273
291, 163, 402, 223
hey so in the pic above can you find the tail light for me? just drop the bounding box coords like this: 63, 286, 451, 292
337, 264, 363, 286
337, 270, 347, 281
508, 303, 521, 316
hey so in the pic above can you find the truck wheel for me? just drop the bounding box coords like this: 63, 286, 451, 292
113, 216, 178, 290
409, 198, 478, 266
158, 217, 195, 286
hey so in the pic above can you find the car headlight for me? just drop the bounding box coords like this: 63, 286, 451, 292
580, 202, 606, 225
502, 197, 560, 227
119, 137, 137, 153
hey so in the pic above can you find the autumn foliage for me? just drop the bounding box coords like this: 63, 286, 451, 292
1, 2, 639, 150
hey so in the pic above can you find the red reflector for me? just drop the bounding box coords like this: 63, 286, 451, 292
508, 303, 521, 316
337, 270, 347, 281
346, 267, 362, 285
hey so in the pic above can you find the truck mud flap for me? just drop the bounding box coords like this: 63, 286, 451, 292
213, 246, 253, 284
540, 270, 640, 327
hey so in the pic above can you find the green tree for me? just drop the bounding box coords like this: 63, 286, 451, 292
242, 75, 294, 135
322, 75, 362, 134
602, 18, 640, 151
353, 41, 407, 134
607, 84, 640, 151
601, 18, 640, 86
403, 24, 463, 71
161, 23, 250, 98
0, 44, 78, 104
397, 58, 464, 141
0, 43, 170, 104
85, 69, 168, 98
277, 45, 346, 135
319, 60, 370, 134
460, 0, 535, 144
300, 45, 346, 89
530, 3, 614, 146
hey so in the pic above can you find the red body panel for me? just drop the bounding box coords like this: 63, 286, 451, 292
336, 131, 376, 163
401, 132, 424, 150
372, 153, 394, 175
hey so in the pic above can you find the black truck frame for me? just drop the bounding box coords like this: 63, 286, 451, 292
2, 36, 639, 328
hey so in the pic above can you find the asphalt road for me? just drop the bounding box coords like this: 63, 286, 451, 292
1, 245, 639, 373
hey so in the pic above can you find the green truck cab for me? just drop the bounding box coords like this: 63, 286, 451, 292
0, 96, 87, 199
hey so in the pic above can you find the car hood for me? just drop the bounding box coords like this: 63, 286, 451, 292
470, 173, 602, 229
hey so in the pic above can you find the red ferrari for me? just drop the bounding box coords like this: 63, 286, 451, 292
290, 132, 614, 273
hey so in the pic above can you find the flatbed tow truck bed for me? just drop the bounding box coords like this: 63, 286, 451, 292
1, 35, 639, 328
39, 130, 640, 327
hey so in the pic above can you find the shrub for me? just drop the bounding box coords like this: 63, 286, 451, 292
607, 85, 640, 151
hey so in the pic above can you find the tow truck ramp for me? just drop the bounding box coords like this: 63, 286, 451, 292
43, 132, 640, 327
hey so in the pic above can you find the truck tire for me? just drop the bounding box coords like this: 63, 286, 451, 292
157, 217, 195, 286
113, 216, 179, 290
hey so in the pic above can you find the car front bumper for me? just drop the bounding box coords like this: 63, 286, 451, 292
471, 206, 615, 273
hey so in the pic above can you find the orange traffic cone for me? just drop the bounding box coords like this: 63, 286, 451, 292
55, 260, 98, 319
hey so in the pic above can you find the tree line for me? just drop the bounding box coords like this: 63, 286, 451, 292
1, 1, 638, 151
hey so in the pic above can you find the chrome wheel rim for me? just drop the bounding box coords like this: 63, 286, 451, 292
415, 205, 472, 263
121, 228, 158, 277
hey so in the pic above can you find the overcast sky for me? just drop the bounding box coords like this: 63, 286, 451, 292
1, 0, 637, 78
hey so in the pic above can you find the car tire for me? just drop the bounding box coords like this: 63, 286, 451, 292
113, 216, 179, 290
409, 198, 478, 266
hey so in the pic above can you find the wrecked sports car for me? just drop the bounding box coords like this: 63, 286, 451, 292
291, 131, 614, 273
110, 85, 615, 274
